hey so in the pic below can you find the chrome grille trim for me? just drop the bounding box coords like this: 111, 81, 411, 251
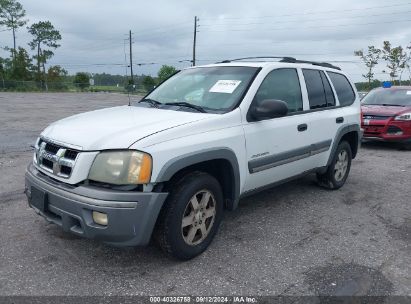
40, 136, 83, 151
35, 139, 79, 178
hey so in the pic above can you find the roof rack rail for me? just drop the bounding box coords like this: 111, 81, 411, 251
279, 57, 341, 70
218, 56, 341, 70
219, 56, 291, 63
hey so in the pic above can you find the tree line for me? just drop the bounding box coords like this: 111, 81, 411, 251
0, 0, 66, 90
72, 65, 178, 92
0, 0, 178, 92
355, 41, 411, 90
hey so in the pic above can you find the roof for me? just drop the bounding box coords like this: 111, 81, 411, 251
194, 61, 345, 73
189, 56, 343, 72
220, 57, 340, 70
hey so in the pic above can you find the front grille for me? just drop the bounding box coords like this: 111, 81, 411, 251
60, 165, 72, 176
35, 139, 79, 178
42, 158, 54, 170
362, 124, 384, 128
363, 126, 384, 135
64, 150, 78, 160
362, 115, 392, 121
45, 142, 60, 154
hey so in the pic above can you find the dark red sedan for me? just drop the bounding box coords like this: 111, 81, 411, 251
361, 86, 411, 149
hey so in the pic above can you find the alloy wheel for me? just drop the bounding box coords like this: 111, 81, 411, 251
334, 150, 349, 182
181, 190, 216, 246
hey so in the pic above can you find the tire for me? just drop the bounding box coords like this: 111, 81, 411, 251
317, 141, 352, 190
154, 171, 224, 260
401, 142, 411, 150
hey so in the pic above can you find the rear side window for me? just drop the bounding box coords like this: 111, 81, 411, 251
320, 71, 335, 107
254, 68, 303, 113
327, 72, 355, 106
303, 69, 331, 109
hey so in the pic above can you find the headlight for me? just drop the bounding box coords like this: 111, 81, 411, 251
88, 151, 152, 185
394, 112, 411, 121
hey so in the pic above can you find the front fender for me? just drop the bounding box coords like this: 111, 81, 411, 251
155, 148, 241, 210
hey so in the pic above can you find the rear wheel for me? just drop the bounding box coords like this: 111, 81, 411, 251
154, 172, 223, 260
317, 141, 352, 190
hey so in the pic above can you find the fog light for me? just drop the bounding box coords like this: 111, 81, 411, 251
92, 211, 108, 226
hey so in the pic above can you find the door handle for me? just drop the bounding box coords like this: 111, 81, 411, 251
336, 117, 344, 124
297, 123, 308, 132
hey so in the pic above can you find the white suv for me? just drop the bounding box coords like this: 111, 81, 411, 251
25, 57, 361, 259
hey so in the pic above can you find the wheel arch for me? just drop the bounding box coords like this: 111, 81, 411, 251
327, 124, 361, 166
155, 148, 241, 211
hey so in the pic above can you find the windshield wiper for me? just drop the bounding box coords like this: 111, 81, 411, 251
139, 98, 162, 108
164, 102, 207, 113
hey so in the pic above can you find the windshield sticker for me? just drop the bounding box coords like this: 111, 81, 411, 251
209, 80, 242, 94
407, 91, 411, 95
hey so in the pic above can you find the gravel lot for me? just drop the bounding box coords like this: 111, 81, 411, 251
0, 92, 410, 298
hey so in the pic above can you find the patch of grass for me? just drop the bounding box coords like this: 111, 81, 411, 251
89, 85, 125, 93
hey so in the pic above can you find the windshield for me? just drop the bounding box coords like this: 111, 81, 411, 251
362, 88, 411, 106
143, 66, 259, 113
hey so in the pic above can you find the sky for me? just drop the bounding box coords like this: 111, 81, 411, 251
1, 0, 411, 82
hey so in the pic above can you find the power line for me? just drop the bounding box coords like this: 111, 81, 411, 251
58, 27, 385, 55
38, 16, 408, 54
47, 60, 194, 67
200, 9, 411, 28
65, 42, 125, 52
18, 2, 409, 77
50, 63, 126, 66
196, 34, 384, 48
50, 58, 362, 67
132, 21, 192, 36
201, 18, 411, 33
62, 25, 189, 40
9, 1, 404, 42
200, 2, 411, 21
134, 31, 191, 42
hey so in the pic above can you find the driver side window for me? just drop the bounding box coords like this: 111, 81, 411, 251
253, 68, 303, 113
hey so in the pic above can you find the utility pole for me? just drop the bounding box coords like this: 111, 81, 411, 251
129, 30, 134, 85
192, 16, 199, 66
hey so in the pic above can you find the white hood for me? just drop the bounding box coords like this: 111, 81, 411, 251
41, 105, 212, 150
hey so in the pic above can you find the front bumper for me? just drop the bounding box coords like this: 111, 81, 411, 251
362, 133, 411, 143
25, 163, 168, 246
362, 122, 411, 143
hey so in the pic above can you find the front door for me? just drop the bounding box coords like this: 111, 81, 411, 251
242, 68, 314, 192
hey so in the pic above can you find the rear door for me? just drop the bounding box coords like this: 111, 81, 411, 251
298, 69, 349, 168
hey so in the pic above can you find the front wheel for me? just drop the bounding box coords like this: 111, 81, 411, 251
154, 172, 224, 260
317, 141, 352, 190
401, 141, 411, 150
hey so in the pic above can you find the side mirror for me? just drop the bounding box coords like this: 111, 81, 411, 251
250, 99, 288, 121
